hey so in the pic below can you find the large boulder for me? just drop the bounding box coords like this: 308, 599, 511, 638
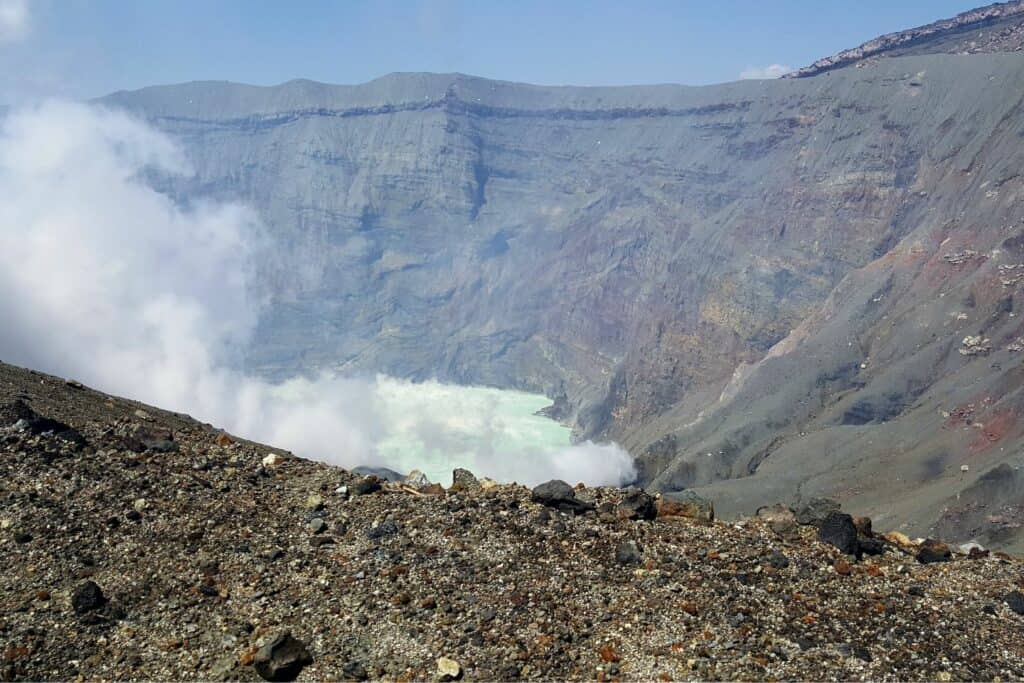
817, 512, 859, 556
72, 581, 107, 615
531, 480, 594, 515
858, 537, 885, 556
351, 466, 404, 482
916, 538, 952, 564
120, 425, 177, 453
1005, 590, 1024, 615
253, 631, 313, 682
796, 497, 841, 526
351, 476, 383, 496
2, 399, 86, 448
451, 468, 481, 492
616, 489, 657, 521
657, 490, 714, 521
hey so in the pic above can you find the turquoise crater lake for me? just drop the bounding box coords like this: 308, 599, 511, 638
372, 379, 574, 485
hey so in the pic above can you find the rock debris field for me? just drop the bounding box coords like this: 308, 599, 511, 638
1, 361, 1023, 681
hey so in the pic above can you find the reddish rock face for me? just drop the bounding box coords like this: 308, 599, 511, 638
657, 491, 714, 522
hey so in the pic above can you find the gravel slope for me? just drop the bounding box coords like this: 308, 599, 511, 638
1, 361, 1023, 681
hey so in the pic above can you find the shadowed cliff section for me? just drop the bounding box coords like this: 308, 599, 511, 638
98, 41, 1024, 550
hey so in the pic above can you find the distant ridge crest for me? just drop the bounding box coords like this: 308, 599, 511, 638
786, 0, 1024, 78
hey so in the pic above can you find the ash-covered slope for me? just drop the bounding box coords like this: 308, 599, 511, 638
96, 9, 1024, 552
786, 0, 1024, 78
2, 360, 1024, 681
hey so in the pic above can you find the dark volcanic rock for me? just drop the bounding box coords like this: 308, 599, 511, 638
858, 537, 886, 556
1005, 590, 1024, 616
532, 479, 575, 503
615, 540, 642, 565
796, 498, 841, 527
531, 480, 594, 515
917, 539, 952, 564
351, 476, 383, 496
3, 400, 86, 448
341, 661, 369, 681
71, 581, 106, 614
253, 631, 313, 682
364, 520, 398, 540
818, 512, 860, 557
766, 550, 790, 569
351, 466, 403, 482
615, 489, 656, 521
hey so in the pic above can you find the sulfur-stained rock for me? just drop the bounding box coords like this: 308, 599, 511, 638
436, 656, 462, 681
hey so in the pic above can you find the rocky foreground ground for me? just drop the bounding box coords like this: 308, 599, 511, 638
1, 361, 1023, 682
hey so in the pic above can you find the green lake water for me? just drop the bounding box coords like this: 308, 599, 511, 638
373, 378, 574, 485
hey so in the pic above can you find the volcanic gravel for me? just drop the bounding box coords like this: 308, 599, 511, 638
1, 361, 1023, 681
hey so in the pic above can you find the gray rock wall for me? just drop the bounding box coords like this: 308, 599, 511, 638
100, 52, 1024, 548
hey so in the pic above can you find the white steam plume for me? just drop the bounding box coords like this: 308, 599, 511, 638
739, 64, 792, 80
0, 101, 636, 487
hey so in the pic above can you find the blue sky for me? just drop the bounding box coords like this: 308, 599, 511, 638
0, 0, 986, 102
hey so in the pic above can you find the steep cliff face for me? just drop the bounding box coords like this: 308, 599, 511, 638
98, 10, 1024, 548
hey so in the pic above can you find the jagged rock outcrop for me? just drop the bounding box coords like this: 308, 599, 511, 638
786, 0, 1024, 78
95, 5, 1024, 551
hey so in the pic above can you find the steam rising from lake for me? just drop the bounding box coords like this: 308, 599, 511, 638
0, 101, 637, 487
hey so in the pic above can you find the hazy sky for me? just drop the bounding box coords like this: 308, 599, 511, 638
0, 0, 986, 102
